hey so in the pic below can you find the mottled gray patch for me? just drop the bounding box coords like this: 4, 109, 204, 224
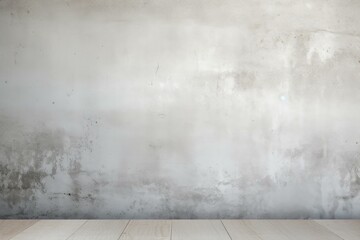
0, 117, 102, 217
0, 125, 66, 208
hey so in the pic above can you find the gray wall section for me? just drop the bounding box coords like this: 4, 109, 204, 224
0, 0, 360, 219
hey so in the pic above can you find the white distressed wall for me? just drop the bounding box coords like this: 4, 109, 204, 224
1, 0, 360, 218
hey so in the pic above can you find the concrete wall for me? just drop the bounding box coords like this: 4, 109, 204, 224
1, 0, 360, 219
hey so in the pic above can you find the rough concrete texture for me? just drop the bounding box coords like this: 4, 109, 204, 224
0, 0, 360, 219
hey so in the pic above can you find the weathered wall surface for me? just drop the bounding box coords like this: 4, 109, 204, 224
1, 0, 360, 219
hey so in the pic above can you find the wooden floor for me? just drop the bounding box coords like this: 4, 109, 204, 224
0, 220, 359, 240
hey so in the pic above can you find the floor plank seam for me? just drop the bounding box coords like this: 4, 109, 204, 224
8, 220, 39, 240
170, 220, 173, 240
220, 220, 233, 240
312, 220, 346, 240
64, 220, 88, 240
117, 219, 130, 240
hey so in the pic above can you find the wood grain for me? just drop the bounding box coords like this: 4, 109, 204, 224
315, 220, 360, 240
0, 220, 38, 240
120, 220, 171, 240
222, 220, 266, 240
10, 220, 85, 240
244, 220, 291, 240
266, 220, 343, 240
68, 220, 129, 240
172, 220, 231, 240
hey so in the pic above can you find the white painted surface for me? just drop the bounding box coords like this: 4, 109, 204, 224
0, 0, 360, 218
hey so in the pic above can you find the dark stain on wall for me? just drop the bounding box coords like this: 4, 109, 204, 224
0, 117, 101, 217
0, 126, 65, 207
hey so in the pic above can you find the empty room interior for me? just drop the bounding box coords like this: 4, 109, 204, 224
0, 0, 359, 239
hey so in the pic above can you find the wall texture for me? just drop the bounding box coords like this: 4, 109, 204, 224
1, 0, 360, 219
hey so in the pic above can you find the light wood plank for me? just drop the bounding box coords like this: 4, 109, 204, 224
11, 220, 86, 240
222, 220, 268, 240
266, 220, 343, 240
1, 219, 357, 240
0, 220, 38, 240
315, 220, 360, 240
120, 220, 171, 240
68, 220, 129, 240
172, 220, 231, 240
